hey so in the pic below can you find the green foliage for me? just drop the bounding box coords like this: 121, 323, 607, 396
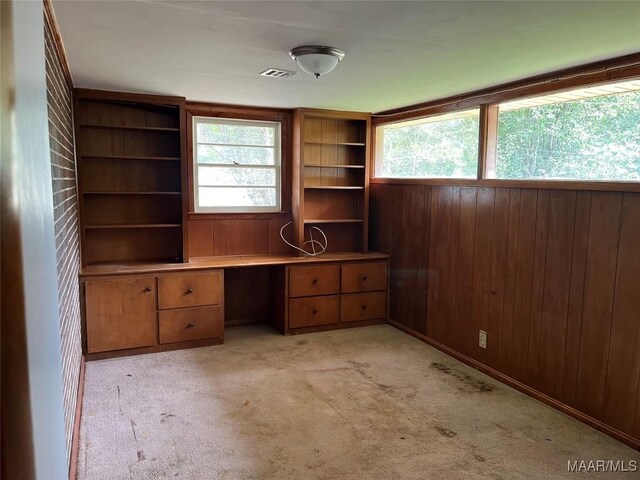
497, 91, 640, 180
381, 114, 479, 177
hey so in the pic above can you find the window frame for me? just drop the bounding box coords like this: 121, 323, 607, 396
193, 116, 282, 213
371, 54, 640, 192
190, 113, 286, 215
373, 108, 482, 180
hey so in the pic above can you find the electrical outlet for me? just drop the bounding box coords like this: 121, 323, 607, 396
479, 330, 487, 349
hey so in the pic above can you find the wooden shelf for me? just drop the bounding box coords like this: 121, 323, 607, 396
80, 124, 180, 132
83, 191, 181, 195
305, 141, 365, 147
81, 155, 180, 162
304, 219, 364, 224
84, 224, 182, 230
304, 186, 364, 190
305, 164, 365, 169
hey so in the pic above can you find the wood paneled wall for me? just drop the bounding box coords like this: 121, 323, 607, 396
188, 216, 293, 257
370, 183, 640, 447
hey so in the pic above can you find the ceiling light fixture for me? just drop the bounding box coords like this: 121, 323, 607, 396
289, 45, 345, 79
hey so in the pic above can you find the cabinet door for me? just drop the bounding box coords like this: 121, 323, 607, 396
85, 277, 157, 353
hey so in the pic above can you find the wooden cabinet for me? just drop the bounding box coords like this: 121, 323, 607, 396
83, 270, 225, 358
283, 259, 389, 333
292, 109, 371, 254
74, 89, 187, 267
85, 277, 158, 353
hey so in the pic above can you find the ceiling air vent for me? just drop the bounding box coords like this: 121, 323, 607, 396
260, 68, 296, 79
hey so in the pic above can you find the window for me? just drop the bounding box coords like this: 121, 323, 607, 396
375, 109, 479, 178
193, 117, 281, 213
494, 80, 640, 181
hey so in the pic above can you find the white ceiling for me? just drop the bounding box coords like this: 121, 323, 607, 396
53, 1, 640, 112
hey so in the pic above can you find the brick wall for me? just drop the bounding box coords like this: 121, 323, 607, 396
44, 5, 81, 466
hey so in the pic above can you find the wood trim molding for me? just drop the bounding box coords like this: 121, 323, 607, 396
68, 356, 86, 480
388, 319, 640, 452
43, 0, 74, 89
370, 177, 640, 193
372, 52, 640, 126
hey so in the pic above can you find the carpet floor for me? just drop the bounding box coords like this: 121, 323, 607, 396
77, 324, 640, 479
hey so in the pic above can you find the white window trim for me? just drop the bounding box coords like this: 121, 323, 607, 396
193, 116, 282, 213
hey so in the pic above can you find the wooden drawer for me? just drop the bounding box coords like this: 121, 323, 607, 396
289, 265, 340, 298
341, 291, 387, 323
159, 306, 223, 344
158, 271, 222, 309
289, 295, 339, 329
342, 262, 388, 293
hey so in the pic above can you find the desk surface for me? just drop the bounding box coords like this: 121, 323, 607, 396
80, 251, 390, 277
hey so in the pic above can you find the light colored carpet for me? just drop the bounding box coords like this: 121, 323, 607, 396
78, 324, 640, 479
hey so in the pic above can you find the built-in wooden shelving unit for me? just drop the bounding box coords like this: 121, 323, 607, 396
293, 109, 371, 253
74, 89, 187, 267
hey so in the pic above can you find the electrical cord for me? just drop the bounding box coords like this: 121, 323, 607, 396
279, 221, 328, 256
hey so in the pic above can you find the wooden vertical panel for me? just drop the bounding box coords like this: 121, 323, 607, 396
470, 187, 495, 363
536, 190, 576, 398
574, 192, 622, 420
400, 185, 430, 334
509, 189, 538, 382
452, 187, 477, 357
212, 220, 231, 256
370, 184, 430, 334
487, 188, 510, 369
268, 217, 294, 255
446, 187, 461, 351
187, 220, 214, 258
526, 190, 550, 388
561, 191, 591, 406
603, 193, 640, 434
426, 186, 454, 343
499, 189, 521, 374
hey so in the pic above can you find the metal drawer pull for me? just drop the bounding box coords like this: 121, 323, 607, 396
185, 288, 193, 295
312, 278, 318, 285
312, 308, 318, 315
186, 323, 195, 329
143, 287, 152, 293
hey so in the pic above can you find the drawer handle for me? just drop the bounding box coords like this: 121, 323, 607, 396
185, 288, 194, 295
362, 275, 368, 281
186, 323, 195, 329
312, 278, 318, 285
312, 308, 318, 315
143, 287, 152, 293
361, 303, 367, 310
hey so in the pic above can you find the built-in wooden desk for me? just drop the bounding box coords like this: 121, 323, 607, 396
80, 252, 390, 360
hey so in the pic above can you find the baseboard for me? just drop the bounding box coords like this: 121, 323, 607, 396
68, 355, 86, 480
388, 319, 640, 452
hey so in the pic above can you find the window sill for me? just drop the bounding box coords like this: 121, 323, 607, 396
188, 211, 290, 221
370, 177, 640, 193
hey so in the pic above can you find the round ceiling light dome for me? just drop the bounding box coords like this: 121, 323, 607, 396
289, 45, 345, 79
